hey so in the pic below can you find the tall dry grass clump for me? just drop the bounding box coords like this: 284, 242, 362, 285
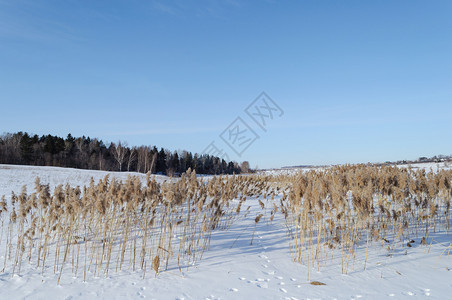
0, 169, 269, 282
1, 165, 450, 282
279, 165, 452, 277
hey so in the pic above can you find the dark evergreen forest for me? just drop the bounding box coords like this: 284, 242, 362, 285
0, 132, 242, 175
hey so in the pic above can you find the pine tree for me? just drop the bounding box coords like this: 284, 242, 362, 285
20, 132, 33, 163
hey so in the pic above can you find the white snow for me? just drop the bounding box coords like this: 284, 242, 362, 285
0, 164, 451, 299
397, 161, 452, 172
261, 161, 452, 176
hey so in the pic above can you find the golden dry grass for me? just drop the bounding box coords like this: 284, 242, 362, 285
0, 165, 451, 282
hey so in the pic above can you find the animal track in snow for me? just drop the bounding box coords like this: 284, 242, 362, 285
264, 270, 275, 275
257, 282, 268, 289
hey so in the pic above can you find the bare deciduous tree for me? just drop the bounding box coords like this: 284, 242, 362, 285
240, 161, 250, 173
127, 147, 137, 172
111, 141, 127, 171
150, 152, 157, 174
137, 146, 150, 173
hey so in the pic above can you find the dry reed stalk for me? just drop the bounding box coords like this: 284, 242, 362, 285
250, 214, 263, 245
152, 255, 160, 276
1, 165, 450, 282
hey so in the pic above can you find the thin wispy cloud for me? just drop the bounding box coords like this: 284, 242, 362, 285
151, 1, 177, 15
0, 1, 120, 44
149, 0, 242, 18
0, 2, 81, 43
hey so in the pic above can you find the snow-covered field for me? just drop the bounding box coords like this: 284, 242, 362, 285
398, 162, 452, 172
260, 161, 452, 177
0, 164, 451, 300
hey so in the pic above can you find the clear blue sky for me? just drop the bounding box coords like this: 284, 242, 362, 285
1, 0, 451, 169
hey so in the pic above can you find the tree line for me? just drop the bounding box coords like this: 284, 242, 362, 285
0, 132, 244, 175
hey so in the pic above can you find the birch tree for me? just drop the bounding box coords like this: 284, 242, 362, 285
111, 141, 127, 171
